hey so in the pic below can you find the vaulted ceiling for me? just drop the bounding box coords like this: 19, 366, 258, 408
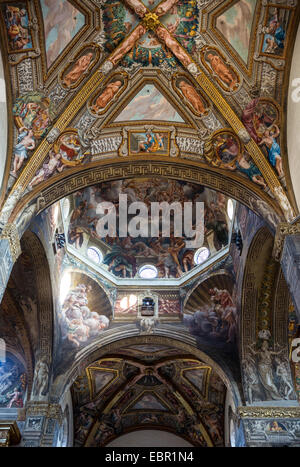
0, 0, 299, 447
0, 0, 299, 230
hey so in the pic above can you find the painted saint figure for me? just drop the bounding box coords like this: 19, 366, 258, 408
206, 53, 238, 90
91, 81, 122, 113
29, 150, 64, 188
4, 5, 32, 50
6, 387, 23, 408
262, 8, 286, 55
155, 0, 178, 16
258, 124, 283, 177
178, 81, 205, 114
143, 133, 163, 152
156, 26, 192, 67
11, 127, 36, 176
227, 152, 267, 189
63, 52, 94, 87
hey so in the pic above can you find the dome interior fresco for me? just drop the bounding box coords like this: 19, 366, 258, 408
0, 0, 300, 449
62, 178, 234, 283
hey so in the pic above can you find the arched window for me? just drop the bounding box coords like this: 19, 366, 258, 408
87, 246, 103, 264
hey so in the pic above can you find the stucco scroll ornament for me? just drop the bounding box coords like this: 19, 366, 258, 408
92, 31, 107, 49
201, 111, 222, 131
28, 16, 39, 32
17, 59, 34, 93
28, 48, 41, 59
119, 127, 130, 157
238, 406, 300, 418
48, 84, 68, 107
91, 136, 122, 156
253, 51, 285, 70
170, 127, 179, 158
194, 32, 207, 51
79, 127, 102, 148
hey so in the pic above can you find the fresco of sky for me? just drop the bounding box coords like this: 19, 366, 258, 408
115, 84, 185, 122
132, 393, 168, 411
216, 0, 257, 63
41, 0, 85, 67
143, 0, 162, 8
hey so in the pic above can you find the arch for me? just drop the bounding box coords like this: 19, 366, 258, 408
240, 226, 274, 356
240, 225, 296, 404
104, 427, 195, 448
0, 230, 53, 400
286, 21, 300, 211
11, 158, 283, 229
51, 332, 243, 409
20, 230, 54, 397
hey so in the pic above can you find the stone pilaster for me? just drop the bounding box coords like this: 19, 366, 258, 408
0, 224, 21, 304
0, 421, 21, 447
272, 223, 300, 319
22, 402, 63, 447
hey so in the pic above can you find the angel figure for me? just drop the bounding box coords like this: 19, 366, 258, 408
258, 125, 284, 177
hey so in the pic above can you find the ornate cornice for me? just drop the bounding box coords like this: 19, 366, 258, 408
238, 406, 300, 419
25, 402, 63, 423
0, 421, 21, 447
272, 222, 300, 261
0, 223, 21, 262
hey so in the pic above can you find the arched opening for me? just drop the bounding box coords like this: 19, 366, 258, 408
106, 429, 194, 447
68, 336, 235, 447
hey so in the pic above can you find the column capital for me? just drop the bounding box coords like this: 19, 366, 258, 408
0, 223, 21, 262
25, 401, 63, 423
272, 222, 300, 261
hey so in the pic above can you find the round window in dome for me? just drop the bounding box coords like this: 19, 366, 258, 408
227, 198, 234, 221
62, 198, 70, 220
194, 247, 210, 265
138, 264, 158, 279
87, 247, 103, 264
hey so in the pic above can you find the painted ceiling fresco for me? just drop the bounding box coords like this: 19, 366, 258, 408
40, 0, 86, 67
216, 0, 257, 64
71, 348, 226, 447
62, 178, 233, 280
0, 0, 298, 234
0, 0, 299, 447
184, 274, 237, 356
